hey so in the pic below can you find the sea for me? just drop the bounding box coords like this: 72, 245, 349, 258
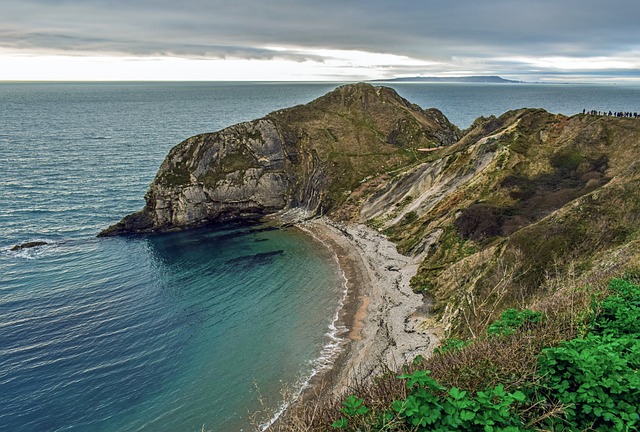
2, 81, 640, 432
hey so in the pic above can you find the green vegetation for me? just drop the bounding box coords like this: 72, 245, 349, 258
331, 396, 371, 429
157, 136, 201, 187
408, 226, 478, 296
218, 152, 258, 173
395, 195, 415, 210
246, 129, 264, 142
365, 217, 386, 230
159, 160, 191, 186
432, 338, 471, 354
400, 210, 418, 225
326, 277, 640, 431
391, 373, 526, 431
201, 151, 259, 187
487, 309, 545, 337
537, 278, 640, 431
273, 275, 640, 431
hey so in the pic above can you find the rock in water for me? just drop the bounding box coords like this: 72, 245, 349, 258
11, 241, 49, 251
99, 84, 460, 236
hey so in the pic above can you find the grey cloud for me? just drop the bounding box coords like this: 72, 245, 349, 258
2, 0, 639, 77
0, 30, 325, 62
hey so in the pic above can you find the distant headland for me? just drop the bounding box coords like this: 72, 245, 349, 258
372, 75, 523, 83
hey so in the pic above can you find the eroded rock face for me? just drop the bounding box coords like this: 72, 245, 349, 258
99, 84, 460, 236
146, 119, 291, 228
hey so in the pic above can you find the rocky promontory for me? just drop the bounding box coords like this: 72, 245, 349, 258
99, 83, 460, 236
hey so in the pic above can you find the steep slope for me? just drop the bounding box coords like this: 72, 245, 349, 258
350, 110, 640, 335
99, 83, 460, 236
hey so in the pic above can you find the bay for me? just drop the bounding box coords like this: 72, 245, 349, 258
0, 82, 344, 432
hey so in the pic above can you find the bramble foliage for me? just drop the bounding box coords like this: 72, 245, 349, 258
331, 395, 370, 429
392, 370, 526, 431
537, 278, 640, 431
432, 337, 472, 354
592, 278, 640, 337
487, 308, 545, 336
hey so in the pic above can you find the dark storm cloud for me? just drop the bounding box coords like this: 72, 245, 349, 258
2, 0, 639, 76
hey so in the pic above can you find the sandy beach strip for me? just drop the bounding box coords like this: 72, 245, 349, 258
296, 217, 442, 397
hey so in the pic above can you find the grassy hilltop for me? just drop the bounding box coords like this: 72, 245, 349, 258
339, 107, 640, 338
100, 84, 460, 236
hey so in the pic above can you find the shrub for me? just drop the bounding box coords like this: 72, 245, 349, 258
537, 278, 640, 431
331, 395, 370, 429
391, 370, 526, 431
400, 210, 418, 224
454, 204, 504, 241
487, 308, 545, 336
433, 338, 472, 354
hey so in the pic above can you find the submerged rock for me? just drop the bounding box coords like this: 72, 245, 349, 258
11, 241, 49, 251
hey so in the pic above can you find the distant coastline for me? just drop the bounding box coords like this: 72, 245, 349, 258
372, 75, 524, 84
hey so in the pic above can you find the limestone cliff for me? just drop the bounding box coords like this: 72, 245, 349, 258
99, 83, 460, 236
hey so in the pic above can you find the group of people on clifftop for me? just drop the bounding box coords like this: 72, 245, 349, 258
583, 109, 638, 118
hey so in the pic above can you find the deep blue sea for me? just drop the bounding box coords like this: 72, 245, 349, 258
2, 81, 640, 432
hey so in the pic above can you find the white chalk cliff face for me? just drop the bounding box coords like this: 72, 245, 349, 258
99, 83, 460, 236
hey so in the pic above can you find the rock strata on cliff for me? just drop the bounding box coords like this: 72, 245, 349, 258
99, 84, 460, 236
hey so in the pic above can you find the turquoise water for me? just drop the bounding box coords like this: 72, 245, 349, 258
0, 83, 345, 431
1, 226, 344, 431
2, 81, 640, 431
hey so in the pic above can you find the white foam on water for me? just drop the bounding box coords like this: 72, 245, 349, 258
259, 225, 350, 430
2, 240, 59, 260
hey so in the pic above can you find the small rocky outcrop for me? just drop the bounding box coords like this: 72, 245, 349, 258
99, 84, 460, 236
10, 241, 49, 251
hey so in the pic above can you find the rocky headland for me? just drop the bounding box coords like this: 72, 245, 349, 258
99, 83, 459, 236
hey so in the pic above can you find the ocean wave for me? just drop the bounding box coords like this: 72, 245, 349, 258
1, 240, 59, 260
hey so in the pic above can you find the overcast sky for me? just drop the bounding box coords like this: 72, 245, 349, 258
1, 0, 639, 81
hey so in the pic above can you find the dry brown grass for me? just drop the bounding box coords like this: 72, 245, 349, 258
261, 362, 409, 432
